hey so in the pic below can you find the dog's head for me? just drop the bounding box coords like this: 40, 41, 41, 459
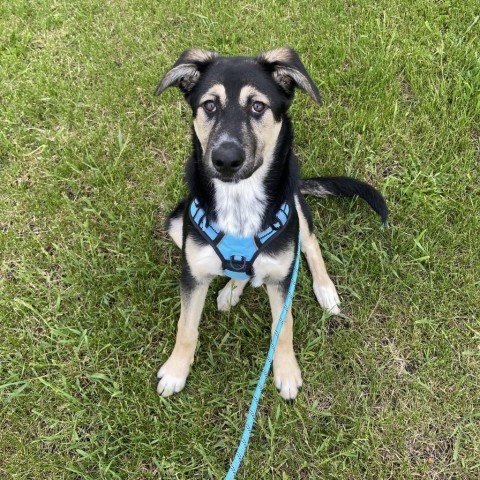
155, 47, 320, 183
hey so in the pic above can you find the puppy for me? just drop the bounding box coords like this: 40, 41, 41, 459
154, 47, 387, 400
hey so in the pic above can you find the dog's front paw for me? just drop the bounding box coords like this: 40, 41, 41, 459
313, 283, 341, 315
156, 358, 190, 397
217, 281, 244, 311
273, 353, 303, 401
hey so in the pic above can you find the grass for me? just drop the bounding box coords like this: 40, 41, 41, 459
1, 0, 479, 478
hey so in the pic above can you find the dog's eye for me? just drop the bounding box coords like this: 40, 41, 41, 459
203, 100, 216, 113
252, 101, 266, 114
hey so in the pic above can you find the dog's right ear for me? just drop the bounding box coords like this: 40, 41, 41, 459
154, 49, 218, 96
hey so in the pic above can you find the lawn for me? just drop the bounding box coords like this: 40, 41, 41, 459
1, 0, 479, 478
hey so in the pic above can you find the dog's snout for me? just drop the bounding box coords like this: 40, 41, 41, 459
211, 142, 245, 175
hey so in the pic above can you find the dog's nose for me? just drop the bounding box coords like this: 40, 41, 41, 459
211, 142, 245, 175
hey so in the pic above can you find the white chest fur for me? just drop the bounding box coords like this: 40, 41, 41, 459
212, 172, 266, 237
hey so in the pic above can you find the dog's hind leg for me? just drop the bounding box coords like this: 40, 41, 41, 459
295, 196, 340, 315
217, 279, 249, 311
166, 199, 186, 249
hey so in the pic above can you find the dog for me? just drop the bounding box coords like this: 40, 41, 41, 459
154, 47, 387, 401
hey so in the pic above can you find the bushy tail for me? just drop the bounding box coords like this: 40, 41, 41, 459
300, 176, 388, 225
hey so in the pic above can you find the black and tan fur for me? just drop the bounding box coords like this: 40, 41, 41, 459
154, 47, 387, 400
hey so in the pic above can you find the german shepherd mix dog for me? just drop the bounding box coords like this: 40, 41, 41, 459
154, 47, 387, 401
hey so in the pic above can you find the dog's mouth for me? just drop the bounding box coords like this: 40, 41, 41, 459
215, 176, 237, 183
211, 174, 244, 184
208, 159, 258, 183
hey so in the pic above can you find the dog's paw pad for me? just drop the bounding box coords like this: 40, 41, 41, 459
273, 356, 303, 401
313, 283, 341, 315
156, 362, 189, 397
217, 285, 242, 311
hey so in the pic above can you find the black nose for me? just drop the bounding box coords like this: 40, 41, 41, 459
211, 142, 245, 175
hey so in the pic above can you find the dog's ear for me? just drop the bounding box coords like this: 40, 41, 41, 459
154, 49, 218, 96
257, 46, 321, 104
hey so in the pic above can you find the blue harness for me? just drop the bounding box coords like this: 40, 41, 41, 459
189, 198, 291, 280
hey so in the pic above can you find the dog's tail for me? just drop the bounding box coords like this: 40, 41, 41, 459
300, 176, 388, 225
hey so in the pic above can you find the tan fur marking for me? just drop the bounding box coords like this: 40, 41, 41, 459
199, 84, 227, 107
249, 108, 282, 169
184, 48, 218, 63
193, 113, 212, 154
238, 85, 270, 108
157, 282, 210, 396
267, 283, 302, 400
258, 115, 282, 158
194, 84, 227, 153
260, 47, 294, 64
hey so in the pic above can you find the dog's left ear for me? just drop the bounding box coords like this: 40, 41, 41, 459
154, 49, 218, 96
257, 46, 321, 104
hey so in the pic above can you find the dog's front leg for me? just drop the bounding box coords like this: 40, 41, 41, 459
267, 283, 303, 401
217, 278, 249, 311
157, 269, 210, 397
295, 197, 340, 314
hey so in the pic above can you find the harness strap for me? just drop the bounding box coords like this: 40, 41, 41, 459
254, 203, 290, 245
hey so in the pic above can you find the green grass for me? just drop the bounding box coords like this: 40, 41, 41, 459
1, 0, 479, 478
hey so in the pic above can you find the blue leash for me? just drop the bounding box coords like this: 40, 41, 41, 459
225, 233, 301, 479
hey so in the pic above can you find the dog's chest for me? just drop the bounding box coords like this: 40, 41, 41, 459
185, 237, 294, 286
212, 177, 266, 237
